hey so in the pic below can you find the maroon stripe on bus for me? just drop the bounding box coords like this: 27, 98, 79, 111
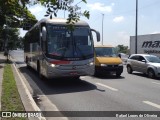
50, 61, 71, 65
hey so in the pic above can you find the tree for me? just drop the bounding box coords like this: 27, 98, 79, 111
0, 0, 90, 51
1, 0, 89, 30
0, 0, 37, 28
1, 27, 21, 50
31, 0, 89, 28
116, 45, 129, 54
0, 0, 37, 51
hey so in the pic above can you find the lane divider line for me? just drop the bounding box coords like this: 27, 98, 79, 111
152, 82, 160, 85
96, 83, 118, 91
143, 101, 160, 109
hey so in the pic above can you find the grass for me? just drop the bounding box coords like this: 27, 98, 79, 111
1, 61, 27, 120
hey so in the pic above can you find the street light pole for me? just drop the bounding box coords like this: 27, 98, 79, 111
64, 10, 65, 18
102, 13, 104, 45
135, 0, 138, 54
5, 15, 8, 49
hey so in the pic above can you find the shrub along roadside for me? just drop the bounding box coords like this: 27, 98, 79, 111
1, 61, 27, 120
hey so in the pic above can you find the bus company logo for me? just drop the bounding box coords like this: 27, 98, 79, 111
142, 41, 160, 48
1, 112, 11, 117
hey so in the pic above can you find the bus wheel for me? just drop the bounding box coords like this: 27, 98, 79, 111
26, 57, 29, 68
70, 76, 80, 80
37, 61, 42, 79
74, 76, 80, 80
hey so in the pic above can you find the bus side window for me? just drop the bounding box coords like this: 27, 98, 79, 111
41, 26, 46, 52
41, 38, 46, 52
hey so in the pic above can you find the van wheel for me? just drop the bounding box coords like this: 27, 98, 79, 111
127, 65, 133, 74
116, 72, 121, 77
148, 69, 155, 79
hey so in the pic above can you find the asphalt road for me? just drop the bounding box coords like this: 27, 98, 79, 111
9, 50, 160, 120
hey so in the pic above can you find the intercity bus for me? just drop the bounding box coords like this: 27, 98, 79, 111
24, 18, 100, 79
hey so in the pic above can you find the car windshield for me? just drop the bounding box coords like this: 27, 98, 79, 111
145, 56, 160, 63
47, 25, 93, 60
95, 47, 118, 57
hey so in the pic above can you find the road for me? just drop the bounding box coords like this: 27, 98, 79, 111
9, 50, 160, 120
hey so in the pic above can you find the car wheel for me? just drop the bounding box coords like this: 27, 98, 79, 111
127, 65, 133, 74
148, 69, 155, 78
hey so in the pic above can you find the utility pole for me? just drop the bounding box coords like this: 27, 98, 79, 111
102, 13, 104, 45
135, 0, 138, 54
64, 10, 65, 18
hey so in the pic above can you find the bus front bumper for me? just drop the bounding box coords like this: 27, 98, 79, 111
46, 65, 95, 79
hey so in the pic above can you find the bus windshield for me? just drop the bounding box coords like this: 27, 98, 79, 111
95, 47, 118, 57
47, 25, 93, 60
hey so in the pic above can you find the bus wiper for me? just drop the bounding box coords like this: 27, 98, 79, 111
76, 45, 86, 59
61, 48, 67, 59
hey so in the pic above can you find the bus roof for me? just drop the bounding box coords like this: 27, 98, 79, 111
33, 18, 89, 27
27, 18, 90, 32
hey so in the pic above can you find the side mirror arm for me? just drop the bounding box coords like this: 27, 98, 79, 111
91, 29, 100, 42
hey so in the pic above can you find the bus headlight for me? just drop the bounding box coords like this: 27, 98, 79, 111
89, 62, 94, 66
87, 62, 94, 66
51, 64, 56, 67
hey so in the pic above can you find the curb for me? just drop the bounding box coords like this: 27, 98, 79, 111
9, 55, 46, 120
0, 53, 5, 115
9, 52, 68, 120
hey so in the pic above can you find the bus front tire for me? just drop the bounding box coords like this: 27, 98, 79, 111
37, 61, 42, 79
26, 57, 30, 69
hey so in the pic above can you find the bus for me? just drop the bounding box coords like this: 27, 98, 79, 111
24, 18, 100, 79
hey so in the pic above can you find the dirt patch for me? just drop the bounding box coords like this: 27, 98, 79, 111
0, 65, 3, 69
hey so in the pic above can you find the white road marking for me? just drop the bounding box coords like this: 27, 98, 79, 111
143, 101, 160, 109
80, 76, 85, 79
152, 82, 160, 85
96, 83, 118, 91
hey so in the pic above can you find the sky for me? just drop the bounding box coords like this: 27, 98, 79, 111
20, 0, 160, 47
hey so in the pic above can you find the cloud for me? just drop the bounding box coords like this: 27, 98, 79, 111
87, 2, 114, 13
150, 31, 160, 34
29, 5, 45, 14
28, 5, 46, 20
117, 32, 130, 46
113, 16, 124, 23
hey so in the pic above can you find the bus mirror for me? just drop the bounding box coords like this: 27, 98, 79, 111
96, 31, 100, 42
91, 29, 100, 42
118, 54, 121, 58
42, 27, 46, 41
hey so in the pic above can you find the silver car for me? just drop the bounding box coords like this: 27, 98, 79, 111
126, 54, 160, 78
